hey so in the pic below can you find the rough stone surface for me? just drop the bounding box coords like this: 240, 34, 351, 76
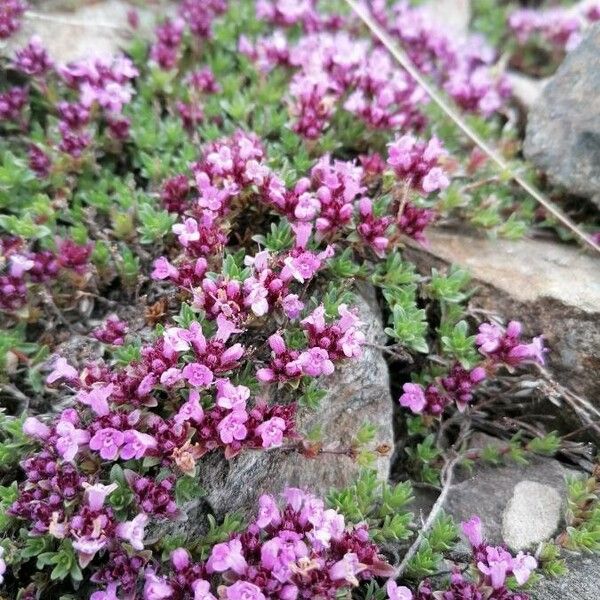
421, 0, 471, 37
3, 0, 170, 64
405, 229, 600, 433
502, 481, 563, 551
530, 555, 600, 600
445, 451, 569, 545
197, 288, 394, 518
524, 24, 600, 205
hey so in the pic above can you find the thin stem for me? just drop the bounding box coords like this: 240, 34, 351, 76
396, 455, 459, 577
343, 0, 600, 255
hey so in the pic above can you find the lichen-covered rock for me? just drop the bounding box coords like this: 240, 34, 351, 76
524, 23, 600, 205
196, 288, 394, 518
502, 481, 563, 551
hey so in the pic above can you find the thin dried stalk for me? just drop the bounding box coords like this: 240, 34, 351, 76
344, 0, 600, 255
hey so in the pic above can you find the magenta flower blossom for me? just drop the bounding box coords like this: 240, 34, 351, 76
120, 430, 157, 460
217, 411, 249, 444
512, 551, 538, 585
398, 383, 427, 414
182, 362, 214, 387
477, 546, 513, 589
89, 427, 125, 460
55, 420, 90, 462
298, 347, 334, 377
386, 580, 413, 600
152, 256, 179, 280
46, 356, 78, 384
22, 416, 51, 440
144, 571, 174, 600
206, 539, 248, 575
172, 390, 204, 426
90, 582, 119, 600
192, 579, 217, 600
461, 515, 483, 547
216, 379, 250, 410
224, 581, 265, 600
476, 322, 503, 353
256, 417, 286, 448
256, 494, 281, 528
77, 384, 113, 416
83, 482, 118, 511
329, 552, 367, 587
116, 513, 149, 550
281, 293, 304, 319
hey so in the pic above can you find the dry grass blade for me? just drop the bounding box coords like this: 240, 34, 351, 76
344, 0, 600, 255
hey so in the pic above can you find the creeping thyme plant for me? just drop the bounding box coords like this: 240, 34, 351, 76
0, 0, 598, 599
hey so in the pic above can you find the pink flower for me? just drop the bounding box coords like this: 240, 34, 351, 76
89, 427, 125, 460
512, 551, 537, 585
216, 379, 250, 410
281, 293, 304, 319
329, 552, 366, 586
173, 217, 200, 247
91, 583, 119, 600
144, 571, 174, 600
477, 546, 513, 589
116, 513, 148, 550
386, 580, 413, 600
120, 430, 157, 460
46, 356, 78, 384
256, 494, 281, 528
22, 417, 51, 440
160, 367, 183, 387
475, 322, 503, 353
163, 327, 191, 353
192, 579, 217, 600
55, 420, 90, 462
256, 417, 286, 448
182, 362, 214, 387
9, 254, 34, 277
206, 539, 248, 575
224, 581, 265, 600
175, 389, 205, 425
282, 251, 321, 283
399, 383, 426, 413
217, 411, 248, 444
171, 547, 191, 571
422, 167, 450, 193
77, 384, 113, 416
83, 482, 118, 511
152, 256, 178, 280
298, 348, 334, 377
461, 516, 483, 547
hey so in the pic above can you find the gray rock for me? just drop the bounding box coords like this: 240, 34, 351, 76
405, 229, 600, 436
524, 24, 600, 205
531, 555, 600, 600
446, 453, 568, 545
502, 481, 563, 551
197, 288, 394, 518
421, 0, 471, 38
507, 71, 549, 111
2, 0, 172, 64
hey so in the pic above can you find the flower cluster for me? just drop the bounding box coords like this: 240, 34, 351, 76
132, 487, 394, 600
13, 35, 53, 76
0, 85, 27, 123
399, 319, 547, 416
92, 315, 129, 346
385, 516, 536, 600
0, 236, 91, 310
0, 0, 26, 39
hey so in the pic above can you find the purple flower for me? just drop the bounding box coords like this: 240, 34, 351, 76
89, 427, 125, 460
55, 420, 90, 462
90, 583, 119, 600
0, 546, 6, 585
120, 430, 157, 460
256, 494, 281, 528
256, 417, 286, 448
116, 513, 148, 550
476, 322, 503, 353
83, 482, 118, 511
171, 547, 190, 571
143, 571, 174, 600
192, 579, 217, 600
182, 362, 214, 387
298, 347, 334, 377
217, 411, 248, 444
152, 256, 178, 280
398, 383, 426, 414
329, 552, 367, 587
207, 539, 248, 575
175, 389, 205, 425
386, 580, 413, 600
461, 516, 483, 547
77, 384, 113, 416
216, 379, 250, 410
46, 356, 78, 384
281, 293, 304, 319
512, 551, 537, 585
23, 416, 51, 440
224, 581, 265, 600
477, 546, 513, 589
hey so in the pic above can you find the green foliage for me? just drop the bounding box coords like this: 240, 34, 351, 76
562, 473, 600, 552
405, 434, 442, 484
327, 470, 414, 543
191, 513, 246, 560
